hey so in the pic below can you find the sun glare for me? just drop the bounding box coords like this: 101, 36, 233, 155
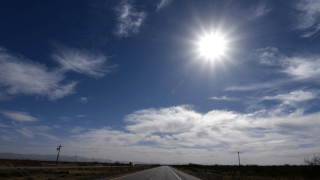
198, 33, 226, 60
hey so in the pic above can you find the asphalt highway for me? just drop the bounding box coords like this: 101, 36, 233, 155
98, 166, 201, 180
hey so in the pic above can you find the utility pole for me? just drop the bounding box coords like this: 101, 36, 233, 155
238, 152, 241, 172
56, 145, 62, 166
75, 155, 77, 162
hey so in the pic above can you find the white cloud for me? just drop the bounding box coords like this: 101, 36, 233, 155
71, 126, 86, 133
80, 97, 88, 103
209, 96, 238, 101
16, 127, 34, 138
283, 56, 320, 81
225, 79, 287, 91
293, 0, 320, 37
255, 47, 282, 65
61, 105, 320, 164
114, 1, 147, 37
262, 90, 319, 104
52, 45, 115, 78
1, 110, 38, 122
76, 115, 86, 118
226, 48, 320, 91
59, 116, 72, 122
250, 1, 272, 20
37, 132, 62, 141
34, 126, 52, 131
0, 48, 77, 101
156, 0, 173, 11
0, 122, 9, 128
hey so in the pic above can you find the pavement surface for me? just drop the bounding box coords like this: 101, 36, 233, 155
96, 166, 201, 180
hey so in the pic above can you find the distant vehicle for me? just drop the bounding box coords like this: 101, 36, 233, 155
129, 162, 135, 166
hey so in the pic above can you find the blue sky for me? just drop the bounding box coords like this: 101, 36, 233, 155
0, 0, 320, 165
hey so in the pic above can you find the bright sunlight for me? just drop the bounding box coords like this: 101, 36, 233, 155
198, 33, 226, 60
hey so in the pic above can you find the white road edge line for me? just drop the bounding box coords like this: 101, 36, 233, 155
168, 167, 182, 180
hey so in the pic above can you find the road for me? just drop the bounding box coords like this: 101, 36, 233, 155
97, 166, 201, 180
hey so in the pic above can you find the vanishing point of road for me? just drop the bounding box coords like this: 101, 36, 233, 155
97, 166, 200, 180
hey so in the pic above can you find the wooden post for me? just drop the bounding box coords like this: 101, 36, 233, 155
238, 152, 241, 172
56, 145, 62, 166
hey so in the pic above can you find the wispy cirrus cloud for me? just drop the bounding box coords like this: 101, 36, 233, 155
209, 96, 238, 101
249, 1, 273, 20
225, 79, 288, 91
0, 48, 77, 101
283, 56, 320, 81
1, 110, 38, 122
255, 47, 283, 65
114, 0, 147, 37
16, 127, 35, 138
0, 44, 115, 101
52, 45, 116, 78
79, 97, 88, 103
71, 126, 86, 133
59, 116, 72, 122
262, 90, 319, 105
0, 122, 9, 128
293, 0, 320, 37
13, 124, 61, 140
156, 0, 173, 11
226, 47, 320, 91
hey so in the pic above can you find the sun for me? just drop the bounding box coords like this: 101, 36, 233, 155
198, 33, 226, 60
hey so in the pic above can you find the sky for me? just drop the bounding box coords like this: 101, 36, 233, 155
0, 0, 320, 165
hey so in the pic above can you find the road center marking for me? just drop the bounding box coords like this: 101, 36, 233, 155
168, 167, 181, 180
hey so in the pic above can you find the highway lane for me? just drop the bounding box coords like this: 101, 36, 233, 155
97, 166, 200, 180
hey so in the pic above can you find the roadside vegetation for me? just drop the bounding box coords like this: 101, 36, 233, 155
0, 159, 159, 180
171, 154, 320, 180
0, 159, 130, 167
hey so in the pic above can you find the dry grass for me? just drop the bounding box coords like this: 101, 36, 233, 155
0, 165, 158, 180
171, 165, 319, 180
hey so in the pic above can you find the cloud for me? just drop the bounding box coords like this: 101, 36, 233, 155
15, 126, 61, 140
262, 90, 319, 104
156, 0, 173, 11
293, 0, 320, 37
0, 48, 77, 101
114, 1, 147, 37
80, 97, 88, 103
255, 47, 283, 65
1, 110, 38, 122
34, 125, 52, 131
16, 127, 34, 138
256, 48, 320, 81
283, 56, 320, 81
209, 96, 238, 101
0, 122, 9, 128
250, 1, 272, 20
52, 45, 116, 78
226, 48, 320, 91
76, 115, 86, 118
59, 116, 72, 122
71, 126, 86, 133
225, 79, 287, 91
53, 125, 61, 128
62, 105, 320, 164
